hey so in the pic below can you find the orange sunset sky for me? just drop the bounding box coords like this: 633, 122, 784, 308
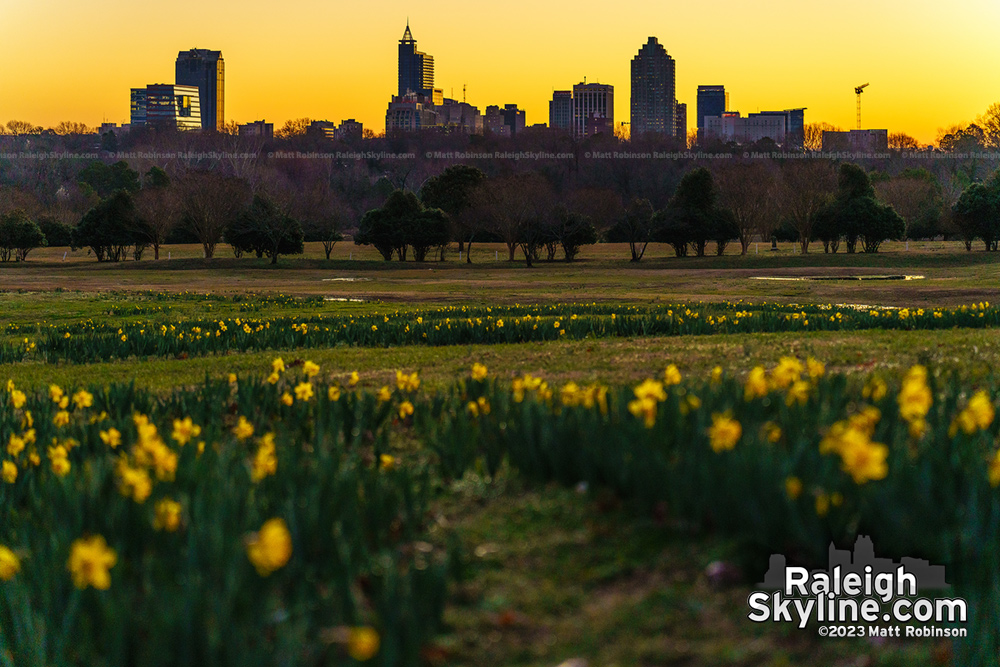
1, 0, 999, 144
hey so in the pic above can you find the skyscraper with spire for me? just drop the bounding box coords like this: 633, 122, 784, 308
398, 22, 435, 97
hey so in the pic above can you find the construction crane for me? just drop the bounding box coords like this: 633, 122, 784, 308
855, 83, 869, 130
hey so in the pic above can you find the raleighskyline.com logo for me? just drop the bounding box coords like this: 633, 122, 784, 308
747, 536, 967, 638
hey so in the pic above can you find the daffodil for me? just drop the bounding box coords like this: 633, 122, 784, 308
0, 545, 20, 581
662, 365, 682, 386
2, 461, 16, 484
67, 535, 117, 590
707, 413, 742, 452
744, 367, 768, 401
71, 390, 94, 410
153, 498, 182, 532
171, 418, 201, 446
233, 416, 255, 441
100, 428, 122, 449
246, 518, 292, 576
347, 627, 381, 661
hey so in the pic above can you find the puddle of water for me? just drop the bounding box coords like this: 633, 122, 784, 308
750, 275, 925, 282
323, 297, 367, 302
322, 278, 372, 282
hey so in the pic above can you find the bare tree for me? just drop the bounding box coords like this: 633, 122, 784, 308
52, 121, 92, 135
616, 198, 655, 261
289, 174, 350, 260
178, 171, 252, 258
469, 174, 553, 265
133, 186, 182, 259
874, 175, 943, 239
565, 188, 623, 239
5, 120, 42, 135
888, 132, 920, 151
223, 132, 265, 192
686, 128, 698, 149
803, 122, 842, 152
275, 118, 311, 139
779, 160, 837, 253
714, 162, 779, 255
0, 186, 42, 219
976, 102, 1000, 149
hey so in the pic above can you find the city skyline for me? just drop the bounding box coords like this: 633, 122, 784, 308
2, 0, 1000, 143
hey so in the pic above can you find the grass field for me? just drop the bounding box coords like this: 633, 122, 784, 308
2, 242, 997, 666
2, 240, 999, 307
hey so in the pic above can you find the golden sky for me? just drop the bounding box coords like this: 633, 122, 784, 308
1, 0, 999, 144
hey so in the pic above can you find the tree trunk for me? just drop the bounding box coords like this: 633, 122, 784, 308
507, 243, 516, 261
154, 243, 160, 260
204, 243, 215, 259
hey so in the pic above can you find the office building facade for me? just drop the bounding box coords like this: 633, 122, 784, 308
239, 120, 274, 139
130, 84, 202, 131
630, 37, 675, 136
696, 85, 727, 133
755, 108, 805, 147
175, 49, 224, 131
572, 82, 613, 139
674, 101, 687, 143
703, 107, 805, 146
484, 105, 525, 136
549, 91, 572, 132
822, 129, 888, 152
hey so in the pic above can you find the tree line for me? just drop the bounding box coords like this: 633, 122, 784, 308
350, 161, 945, 266
6, 156, 1000, 265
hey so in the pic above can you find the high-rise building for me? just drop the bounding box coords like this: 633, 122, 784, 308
130, 84, 202, 131
336, 119, 364, 140
130, 88, 148, 127
696, 85, 727, 133
384, 90, 483, 135
308, 120, 338, 140
385, 92, 439, 132
484, 105, 525, 136
238, 120, 274, 139
549, 91, 573, 132
703, 108, 805, 147
435, 100, 482, 134
755, 108, 805, 147
398, 22, 435, 96
501, 104, 525, 136
572, 82, 613, 139
704, 112, 785, 145
175, 49, 224, 132
674, 101, 687, 143
630, 37, 675, 136
822, 129, 888, 152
